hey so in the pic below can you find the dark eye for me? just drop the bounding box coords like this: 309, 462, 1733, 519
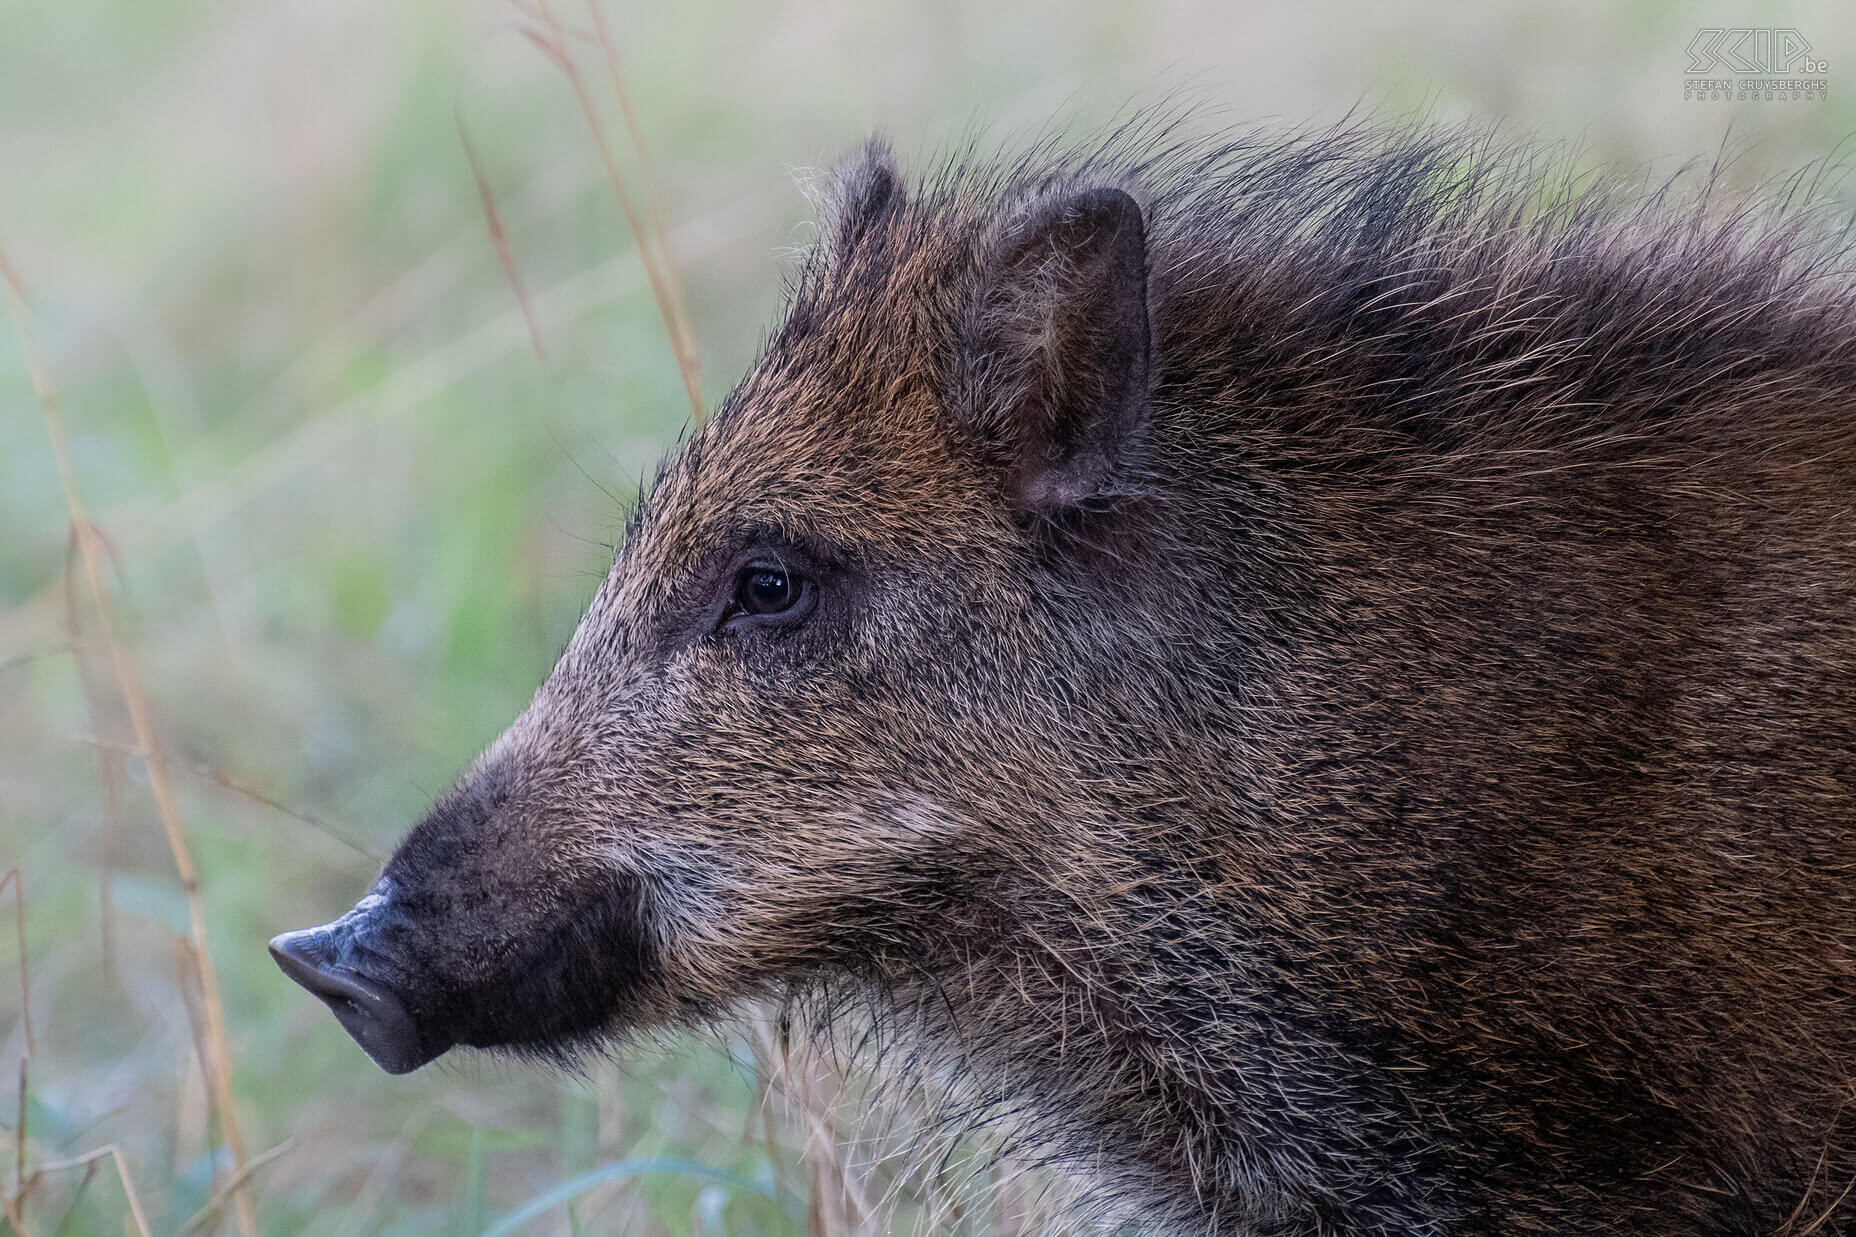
737, 566, 799, 616
717, 552, 822, 634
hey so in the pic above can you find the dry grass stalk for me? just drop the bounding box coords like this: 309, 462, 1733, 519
21, 1145, 153, 1237
172, 1139, 296, 1237
6, 1058, 24, 1235
72, 733, 381, 863
4, 264, 257, 1237
3, 867, 30, 1235
61, 526, 133, 988
0, 641, 71, 677
583, 0, 697, 381
459, 117, 550, 362
1, 870, 30, 1063
526, 0, 705, 422
0, 238, 28, 313
752, 1018, 876, 1236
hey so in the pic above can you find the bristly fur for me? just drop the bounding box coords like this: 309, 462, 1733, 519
305, 116, 1856, 1236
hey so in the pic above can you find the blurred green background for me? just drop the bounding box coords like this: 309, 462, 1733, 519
1, 1, 1851, 1233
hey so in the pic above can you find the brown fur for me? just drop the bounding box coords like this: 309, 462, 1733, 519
280, 119, 1856, 1235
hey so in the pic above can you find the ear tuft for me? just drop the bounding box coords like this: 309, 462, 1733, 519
818, 138, 903, 259
961, 186, 1152, 513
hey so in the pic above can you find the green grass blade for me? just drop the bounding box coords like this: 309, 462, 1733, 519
480, 1157, 774, 1237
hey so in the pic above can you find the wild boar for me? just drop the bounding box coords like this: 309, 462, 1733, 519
273, 121, 1856, 1235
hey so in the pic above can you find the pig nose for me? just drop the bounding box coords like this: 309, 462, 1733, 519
270, 922, 436, 1075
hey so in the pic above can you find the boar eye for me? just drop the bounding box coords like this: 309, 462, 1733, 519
726, 563, 816, 627
740, 568, 795, 613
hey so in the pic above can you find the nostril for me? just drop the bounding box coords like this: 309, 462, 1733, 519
268, 926, 448, 1075
269, 929, 334, 989
269, 929, 356, 1001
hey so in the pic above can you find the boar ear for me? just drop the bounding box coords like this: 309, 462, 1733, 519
818, 139, 903, 259
961, 187, 1152, 512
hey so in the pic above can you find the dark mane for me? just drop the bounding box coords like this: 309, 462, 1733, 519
783, 117, 1856, 472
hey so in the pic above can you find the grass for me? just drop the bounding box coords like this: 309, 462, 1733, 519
1, 1, 1851, 1233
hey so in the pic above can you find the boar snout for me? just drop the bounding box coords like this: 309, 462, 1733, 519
270, 882, 451, 1074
